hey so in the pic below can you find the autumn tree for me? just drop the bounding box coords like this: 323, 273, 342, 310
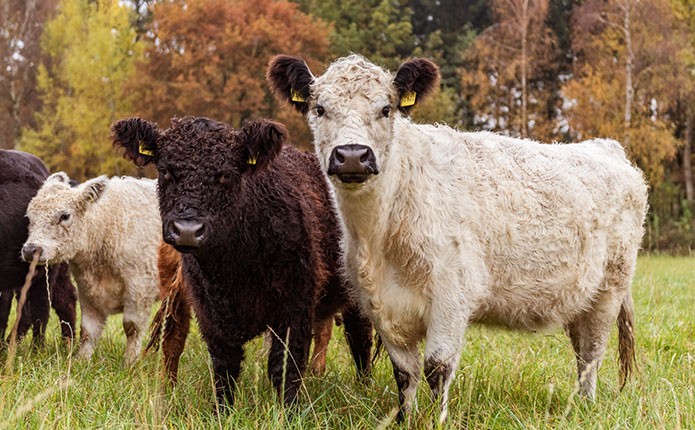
19, 0, 144, 179
460, 0, 559, 140
671, 0, 695, 204
563, 0, 686, 186
295, 0, 414, 71
0, 0, 58, 149
132, 0, 330, 149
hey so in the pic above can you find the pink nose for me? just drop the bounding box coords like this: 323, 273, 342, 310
21, 243, 44, 262
166, 219, 206, 250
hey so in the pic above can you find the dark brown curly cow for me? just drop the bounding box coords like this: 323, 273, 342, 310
0, 149, 77, 346
112, 116, 372, 408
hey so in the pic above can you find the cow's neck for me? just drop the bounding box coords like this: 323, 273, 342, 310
332, 143, 403, 247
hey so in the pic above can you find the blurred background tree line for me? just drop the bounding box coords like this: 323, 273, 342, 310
1, 0, 694, 252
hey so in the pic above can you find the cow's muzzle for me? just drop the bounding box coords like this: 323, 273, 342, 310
327, 144, 379, 183
165, 219, 207, 252
21, 243, 46, 265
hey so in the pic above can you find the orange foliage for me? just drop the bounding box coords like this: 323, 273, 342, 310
130, 0, 331, 149
564, 0, 684, 185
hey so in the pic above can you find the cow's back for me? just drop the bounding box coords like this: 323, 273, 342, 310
80, 177, 161, 275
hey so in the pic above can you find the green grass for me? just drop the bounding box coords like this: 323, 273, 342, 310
1, 255, 693, 429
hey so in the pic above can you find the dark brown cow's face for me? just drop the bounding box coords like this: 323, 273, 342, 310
112, 116, 286, 253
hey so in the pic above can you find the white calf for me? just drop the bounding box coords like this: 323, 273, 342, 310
268, 54, 648, 424
23, 173, 161, 365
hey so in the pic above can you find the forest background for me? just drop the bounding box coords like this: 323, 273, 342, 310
1, 0, 694, 252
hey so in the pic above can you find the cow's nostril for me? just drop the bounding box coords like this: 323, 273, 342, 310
327, 144, 378, 180
194, 223, 205, 239
21, 244, 43, 262
335, 150, 345, 163
172, 220, 206, 249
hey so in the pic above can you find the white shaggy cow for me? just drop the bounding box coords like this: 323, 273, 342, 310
268, 54, 648, 423
22, 173, 161, 365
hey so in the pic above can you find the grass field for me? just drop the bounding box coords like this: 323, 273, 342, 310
1, 255, 693, 429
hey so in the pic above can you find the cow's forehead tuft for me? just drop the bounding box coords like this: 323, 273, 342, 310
38, 181, 73, 200
313, 55, 394, 101
29, 182, 75, 215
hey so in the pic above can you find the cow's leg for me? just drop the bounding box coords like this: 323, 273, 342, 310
383, 338, 421, 424
161, 286, 191, 383
50, 263, 77, 344
77, 301, 106, 360
268, 317, 312, 406
566, 258, 633, 400
207, 341, 244, 408
0, 290, 14, 345
13, 294, 34, 344
423, 324, 465, 424
309, 317, 332, 376
341, 303, 373, 378
122, 291, 151, 366
13, 276, 49, 346
25, 275, 50, 346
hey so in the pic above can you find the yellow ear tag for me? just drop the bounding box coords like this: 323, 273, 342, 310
138, 140, 155, 156
247, 156, 257, 165
400, 91, 417, 107
290, 88, 306, 103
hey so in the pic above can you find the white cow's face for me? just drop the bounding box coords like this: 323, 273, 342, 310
267, 54, 439, 190
308, 58, 395, 188
22, 173, 107, 264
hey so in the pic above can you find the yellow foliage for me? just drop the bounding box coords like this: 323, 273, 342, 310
20, 0, 144, 180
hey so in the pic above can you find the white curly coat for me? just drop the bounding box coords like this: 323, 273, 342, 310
24, 173, 161, 364
302, 55, 648, 423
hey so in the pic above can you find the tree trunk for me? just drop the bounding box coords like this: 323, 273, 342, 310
684, 107, 694, 203
0, 0, 38, 149
622, 0, 634, 148
520, 0, 529, 138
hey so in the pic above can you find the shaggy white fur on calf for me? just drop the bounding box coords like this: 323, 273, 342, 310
24, 173, 161, 364
268, 54, 648, 425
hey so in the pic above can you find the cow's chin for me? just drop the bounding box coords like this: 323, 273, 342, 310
331, 173, 375, 190
172, 244, 200, 254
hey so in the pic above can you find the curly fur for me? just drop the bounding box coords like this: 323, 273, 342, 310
24, 172, 162, 365
112, 116, 373, 408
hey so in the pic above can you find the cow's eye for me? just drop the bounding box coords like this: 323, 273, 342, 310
382, 106, 391, 117
219, 172, 233, 185
59, 212, 71, 223
316, 105, 325, 117
158, 166, 172, 181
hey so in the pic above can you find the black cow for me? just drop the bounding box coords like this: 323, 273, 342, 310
0, 149, 77, 346
112, 117, 372, 407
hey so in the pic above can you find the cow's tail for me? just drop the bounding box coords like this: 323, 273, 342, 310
145, 298, 168, 354
145, 264, 185, 355
617, 292, 636, 389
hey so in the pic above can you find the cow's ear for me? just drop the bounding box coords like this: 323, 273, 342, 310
111, 117, 161, 166
393, 58, 440, 115
241, 119, 287, 174
77, 175, 108, 213
267, 55, 314, 114
46, 172, 71, 184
